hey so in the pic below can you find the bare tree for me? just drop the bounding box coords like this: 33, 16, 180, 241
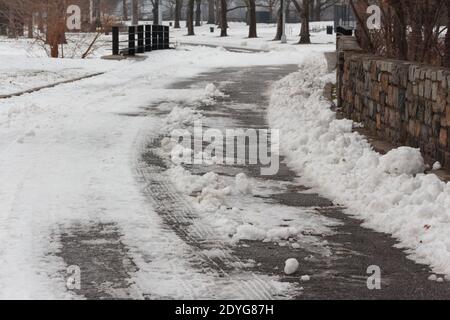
207, 0, 215, 24
132, 0, 139, 25
350, 0, 449, 66
174, 0, 181, 28
151, 0, 159, 24
187, 0, 195, 35
195, 0, 201, 26
220, 0, 227, 36
299, 0, 310, 44
445, 1, 450, 67
247, 0, 257, 38
122, 0, 129, 20
273, 5, 282, 40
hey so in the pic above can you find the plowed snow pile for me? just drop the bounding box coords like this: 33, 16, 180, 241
268, 56, 450, 278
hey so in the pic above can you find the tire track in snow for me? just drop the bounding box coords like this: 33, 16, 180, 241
134, 135, 280, 300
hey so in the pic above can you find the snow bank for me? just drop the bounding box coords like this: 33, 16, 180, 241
379, 147, 425, 175
268, 56, 450, 277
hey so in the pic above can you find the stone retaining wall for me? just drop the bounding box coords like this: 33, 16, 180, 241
338, 41, 450, 167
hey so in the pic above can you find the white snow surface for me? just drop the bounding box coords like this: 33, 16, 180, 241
267, 56, 450, 277
172, 21, 336, 52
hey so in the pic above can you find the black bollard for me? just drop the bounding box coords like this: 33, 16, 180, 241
128, 26, 136, 56
145, 25, 152, 52
137, 25, 144, 53
112, 26, 119, 55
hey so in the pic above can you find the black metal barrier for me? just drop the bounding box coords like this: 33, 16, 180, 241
112, 24, 170, 56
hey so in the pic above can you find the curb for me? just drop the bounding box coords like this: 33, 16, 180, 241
0, 72, 105, 100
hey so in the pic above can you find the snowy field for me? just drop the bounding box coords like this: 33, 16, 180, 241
0, 21, 334, 96
0, 35, 113, 96
171, 21, 336, 51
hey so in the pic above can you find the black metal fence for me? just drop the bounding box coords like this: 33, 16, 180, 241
112, 25, 170, 56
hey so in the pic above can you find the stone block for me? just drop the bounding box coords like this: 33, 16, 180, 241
445, 152, 450, 165
440, 128, 448, 147
424, 79, 432, 99
431, 82, 438, 101
445, 106, 450, 127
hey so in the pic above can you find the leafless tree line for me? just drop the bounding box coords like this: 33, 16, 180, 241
0, 0, 339, 58
0, 0, 117, 58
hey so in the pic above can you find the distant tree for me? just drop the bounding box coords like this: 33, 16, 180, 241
299, 0, 310, 44
151, 0, 159, 25
187, 0, 195, 35
174, 0, 181, 28
207, 0, 215, 24
220, 0, 227, 36
132, 0, 139, 25
351, 0, 448, 66
273, 5, 282, 40
195, 0, 201, 26
445, 2, 450, 67
247, 0, 257, 38
122, 0, 129, 20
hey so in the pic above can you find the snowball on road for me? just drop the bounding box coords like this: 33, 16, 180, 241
284, 259, 300, 275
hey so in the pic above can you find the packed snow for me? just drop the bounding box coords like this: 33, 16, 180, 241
284, 258, 300, 275
268, 55, 450, 278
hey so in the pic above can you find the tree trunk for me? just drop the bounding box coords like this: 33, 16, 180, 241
207, 0, 215, 24
195, 0, 201, 26
187, 0, 195, 35
285, 0, 291, 24
309, 0, 314, 21
292, 0, 302, 35
46, 0, 67, 58
445, 3, 450, 67
175, 0, 181, 28
350, 0, 374, 52
27, 12, 33, 39
7, 4, 16, 38
390, 1, 408, 60
220, 0, 227, 36
314, 0, 321, 21
299, 0, 311, 44
274, 7, 282, 40
122, 0, 129, 20
248, 0, 257, 38
38, 10, 44, 34
215, 0, 221, 25
132, 0, 139, 25
152, 0, 159, 25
